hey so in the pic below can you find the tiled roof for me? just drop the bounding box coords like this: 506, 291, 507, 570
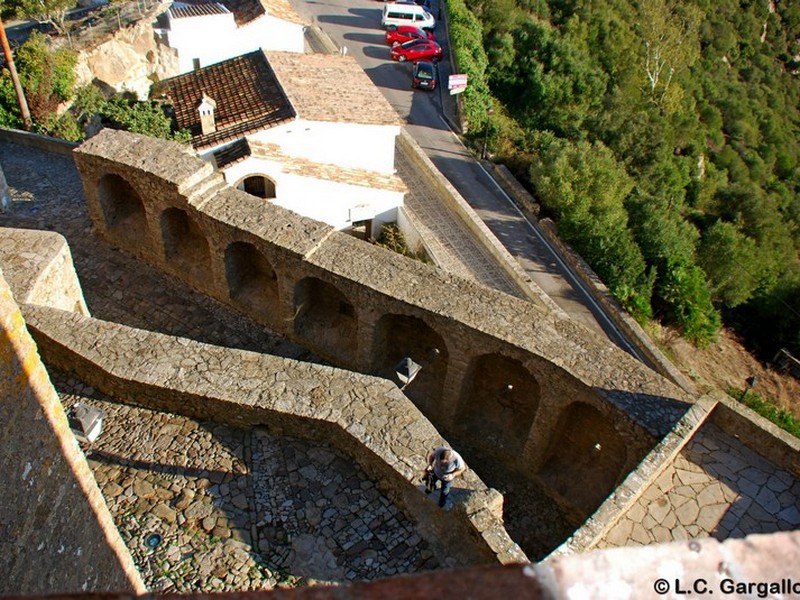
265, 51, 404, 127
259, 0, 304, 26
169, 2, 229, 19
177, 0, 303, 25
152, 51, 296, 151
211, 138, 252, 169
248, 140, 407, 193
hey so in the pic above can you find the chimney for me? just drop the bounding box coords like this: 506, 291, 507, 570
197, 93, 217, 135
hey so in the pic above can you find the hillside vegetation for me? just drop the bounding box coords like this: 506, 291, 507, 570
450, 0, 800, 355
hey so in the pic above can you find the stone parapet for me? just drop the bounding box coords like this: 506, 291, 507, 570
710, 396, 800, 477
550, 394, 718, 556
23, 303, 528, 568
72, 128, 693, 522
0, 127, 78, 156
0, 271, 143, 595
0, 227, 89, 316
397, 130, 560, 314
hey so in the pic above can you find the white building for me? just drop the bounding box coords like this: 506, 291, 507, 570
153, 50, 406, 236
156, 0, 305, 74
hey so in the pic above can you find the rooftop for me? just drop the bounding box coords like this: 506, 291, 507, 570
265, 51, 404, 127
178, 0, 304, 26
169, 2, 230, 19
154, 50, 403, 151
153, 51, 296, 150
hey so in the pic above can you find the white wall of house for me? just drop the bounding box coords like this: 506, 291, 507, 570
251, 120, 400, 174
221, 155, 403, 230
165, 12, 304, 74
166, 11, 237, 73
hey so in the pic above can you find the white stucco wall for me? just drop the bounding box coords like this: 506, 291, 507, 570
252, 120, 399, 174
165, 12, 304, 74
221, 156, 402, 230
166, 12, 237, 72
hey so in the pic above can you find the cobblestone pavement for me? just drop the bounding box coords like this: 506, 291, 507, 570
599, 422, 800, 548
54, 371, 439, 591
395, 146, 524, 299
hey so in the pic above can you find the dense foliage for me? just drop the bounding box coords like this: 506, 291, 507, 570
450, 0, 800, 351
0, 35, 189, 143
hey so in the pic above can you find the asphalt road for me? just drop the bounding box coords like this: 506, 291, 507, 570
293, 0, 645, 360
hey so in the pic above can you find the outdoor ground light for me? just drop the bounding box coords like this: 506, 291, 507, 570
68, 402, 104, 443
395, 357, 422, 391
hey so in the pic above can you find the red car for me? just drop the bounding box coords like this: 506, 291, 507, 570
390, 39, 443, 62
385, 25, 435, 46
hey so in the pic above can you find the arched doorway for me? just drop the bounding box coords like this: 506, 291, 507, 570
293, 277, 357, 363
537, 402, 627, 517
96, 173, 147, 244
457, 353, 540, 455
372, 313, 447, 413
225, 241, 279, 319
159, 207, 211, 280
238, 175, 276, 199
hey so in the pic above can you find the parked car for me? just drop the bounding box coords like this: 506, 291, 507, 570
412, 60, 437, 90
390, 39, 443, 62
385, 25, 434, 46
414, 0, 438, 17
382, 2, 436, 31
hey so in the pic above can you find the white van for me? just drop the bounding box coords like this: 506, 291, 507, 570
381, 2, 435, 31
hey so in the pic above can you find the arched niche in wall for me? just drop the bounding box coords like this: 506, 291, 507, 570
293, 277, 356, 363
457, 353, 540, 456
537, 401, 627, 518
96, 173, 148, 245
225, 241, 279, 319
371, 313, 448, 414
237, 175, 276, 200
159, 207, 211, 281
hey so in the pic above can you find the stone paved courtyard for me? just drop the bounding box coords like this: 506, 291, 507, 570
54, 371, 438, 591
599, 422, 800, 548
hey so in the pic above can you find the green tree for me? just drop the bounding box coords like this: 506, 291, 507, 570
697, 221, 760, 307
7, 0, 75, 34
0, 32, 75, 128
529, 134, 651, 309
658, 261, 720, 346
637, 0, 703, 107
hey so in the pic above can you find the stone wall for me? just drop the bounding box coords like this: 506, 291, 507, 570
0, 271, 143, 595
72, 129, 696, 522
0, 228, 89, 316
23, 303, 526, 567
554, 393, 800, 555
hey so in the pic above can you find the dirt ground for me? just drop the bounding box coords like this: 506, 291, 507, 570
653, 325, 800, 419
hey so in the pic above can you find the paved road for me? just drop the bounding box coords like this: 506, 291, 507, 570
294, 0, 643, 359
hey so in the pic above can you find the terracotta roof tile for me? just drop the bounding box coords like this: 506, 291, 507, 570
248, 140, 407, 193
169, 2, 229, 19
259, 0, 304, 25
178, 0, 303, 25
265, 51, 404, 127
212, 138, 252, 168
153, 51, 296, 150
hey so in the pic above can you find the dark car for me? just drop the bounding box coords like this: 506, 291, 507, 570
385, 25, 435, 46
390, 39, 443, 62
412, 60, 437, 90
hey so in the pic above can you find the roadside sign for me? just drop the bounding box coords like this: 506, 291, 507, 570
449, 74, 467, 95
